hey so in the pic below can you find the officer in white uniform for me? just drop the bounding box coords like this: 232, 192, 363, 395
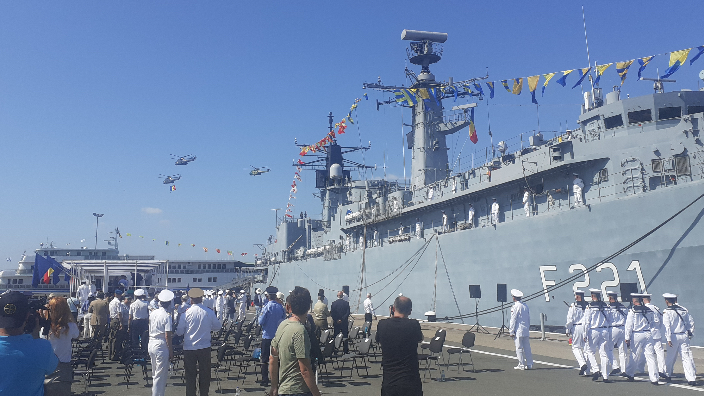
607, 291, 628, 375
215, 290, 226, 321
573, 173, 584, 206
509, 289, 532, 370
566, 290, 590, 375
77, 281, 90, 304
129, 289, 150, 351
583, 289, 614, 382
491, 198, 500, 226
441, 211, 449, 232
467, 203, 475, 228
662, 293, 697, 385
624, 293, 659, 385
641, 295, 666, 377
523, 190, 531, 217
148, 289, 174, 396
415, 218, 422, 239
237, 290, 247, 321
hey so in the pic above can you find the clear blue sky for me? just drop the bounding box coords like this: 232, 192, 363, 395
2, 0, 703, 268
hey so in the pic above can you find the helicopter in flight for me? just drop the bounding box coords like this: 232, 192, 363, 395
171, 154, 196, 165
249, 166, 270, 176
159, 174, 181, 184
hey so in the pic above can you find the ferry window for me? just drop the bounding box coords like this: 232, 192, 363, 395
208, 264, 212, 270
102, 252, 106, 256
75, 251, 81, 256
193, 278, 197, 282
198, 264, 201, 269
604, 114, 623, 129
177, 264, 181, 269
213, 277, 217, 282
12, 279, 17, 284
208, 277, 212, 282
658, 107, 681, 120
688, 105, 704, 115
177, 278, 181, 283
17, 279, 22, 284
627, 109, 652, 124
6, 279, 9, 284
198, 278, 202, 282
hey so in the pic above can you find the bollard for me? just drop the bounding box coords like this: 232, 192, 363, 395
540, 313, 547, 341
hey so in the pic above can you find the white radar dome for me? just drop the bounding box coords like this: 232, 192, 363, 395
330, 163, 343, 179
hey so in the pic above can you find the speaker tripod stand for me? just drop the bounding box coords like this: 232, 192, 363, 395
468, 298, 489, 334
494, 301, 510, 339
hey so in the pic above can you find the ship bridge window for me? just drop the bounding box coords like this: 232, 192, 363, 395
675, 155, 691, 175
598, 168, 609, 182
628, 109, 652, 124
604, 114, 624, 129
658, 107, 681, 120
687, 105, 704, 115
651, 159, 663, 173
18, 279, 22, 284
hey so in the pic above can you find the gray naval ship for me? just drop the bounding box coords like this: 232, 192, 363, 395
258, 30, 704, 342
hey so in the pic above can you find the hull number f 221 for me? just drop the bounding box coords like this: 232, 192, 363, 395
539, 261, 647, 302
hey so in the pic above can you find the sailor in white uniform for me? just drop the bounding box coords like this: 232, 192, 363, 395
441, 211, 449, 232
467, 203, 475, 228
415, 218, 422, 239
237, 290, 247, 321
662, 293, 697, 385
148, 289, 174, 396
491, 198, 500, 226
77, 281, 90, 304
215, 290, 226, 321
606, 291, 628, 375
523, 190, 531, 217
509, 289, 532, 370
583, 289, 614, 382
566, 290, 590, 375
373, 228, 379, 247
624, 293, 659, 385
572, 173, 584, 207
642, 295, 667, 377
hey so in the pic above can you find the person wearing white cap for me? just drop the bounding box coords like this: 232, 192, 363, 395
641, 294, 666, 378
522, 189, 531, 217
606, 291, 628, 376
491, 198, 500, 226
583, 288, 614, 382
624, 293, 659, 385
662, 293, 697, 385
441, 210, 449, 232
77, 280, 90, 304
215, 290, 226, 322
129, 289, 150, 352
572, 173, 584, 207
176, 287, 222, 396
509, 289, 532, 370
565, 289, 590, 375
148, 289, 174, 396
237, 289, 247, 321
467, 203, 475, 228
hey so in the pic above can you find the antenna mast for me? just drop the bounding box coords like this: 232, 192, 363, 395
582, 6, 594, 90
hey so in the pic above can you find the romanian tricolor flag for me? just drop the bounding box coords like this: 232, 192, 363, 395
42, 268, 55, 284
216, 249, 221, 253
227, 251, 233, 256
468, 107, 478, 144
170, 185, 176, 192
203, 247, 208, 252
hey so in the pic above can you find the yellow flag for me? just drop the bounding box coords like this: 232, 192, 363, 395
669, 48, 691, 67
527, 75, 540, 93
542, 72, 556, 87
417, 88, 430, 100
596, 63, 613, 76
512, 78, 524, 95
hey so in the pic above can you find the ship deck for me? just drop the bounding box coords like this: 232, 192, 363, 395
73, 313, 703, 395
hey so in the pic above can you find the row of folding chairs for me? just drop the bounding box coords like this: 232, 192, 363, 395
418, 329, 476, 381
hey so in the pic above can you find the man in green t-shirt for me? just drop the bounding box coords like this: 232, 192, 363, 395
269, 286, 322, 396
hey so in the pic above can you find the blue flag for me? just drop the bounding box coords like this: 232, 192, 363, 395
637, 56, 655, 80
556, 70, 574, 87
473, 83, 484, 97
32, 254, 64, 287
690, 46, 704, 65
661, 49, 691, 79
572, 67, 592, 89
486, 82, 495, 99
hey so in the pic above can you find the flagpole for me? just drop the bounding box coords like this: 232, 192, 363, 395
582, 5, 594, 90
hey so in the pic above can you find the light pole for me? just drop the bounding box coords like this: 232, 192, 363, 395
271, 208, 281, 228
93, 213, 104, 249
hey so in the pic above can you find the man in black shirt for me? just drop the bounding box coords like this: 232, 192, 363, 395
376, 296, 424, 396
330, 291, 351, 353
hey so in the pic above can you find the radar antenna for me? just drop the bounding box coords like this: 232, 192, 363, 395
640, 76, 676, 94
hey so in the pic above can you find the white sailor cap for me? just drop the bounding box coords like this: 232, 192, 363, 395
158, 289, 174, 302
217, 290, 223, 295
589, 288, 602, 294
240, 290, 245, 293
605, 291, 618, 296
134, 289, 145, 297
511, 289, 523, 298
492, 197, 497, 200
574, 289, 585, 295
630, 293, 650, 298
573, 173, 579, 176
663, 293, 677, 299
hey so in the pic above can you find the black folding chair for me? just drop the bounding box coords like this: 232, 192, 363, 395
446, 331, 475, 372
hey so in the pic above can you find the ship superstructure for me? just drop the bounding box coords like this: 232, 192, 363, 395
259, 30, 704, 341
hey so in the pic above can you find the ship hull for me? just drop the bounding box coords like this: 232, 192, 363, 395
265, 179, 704, 345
